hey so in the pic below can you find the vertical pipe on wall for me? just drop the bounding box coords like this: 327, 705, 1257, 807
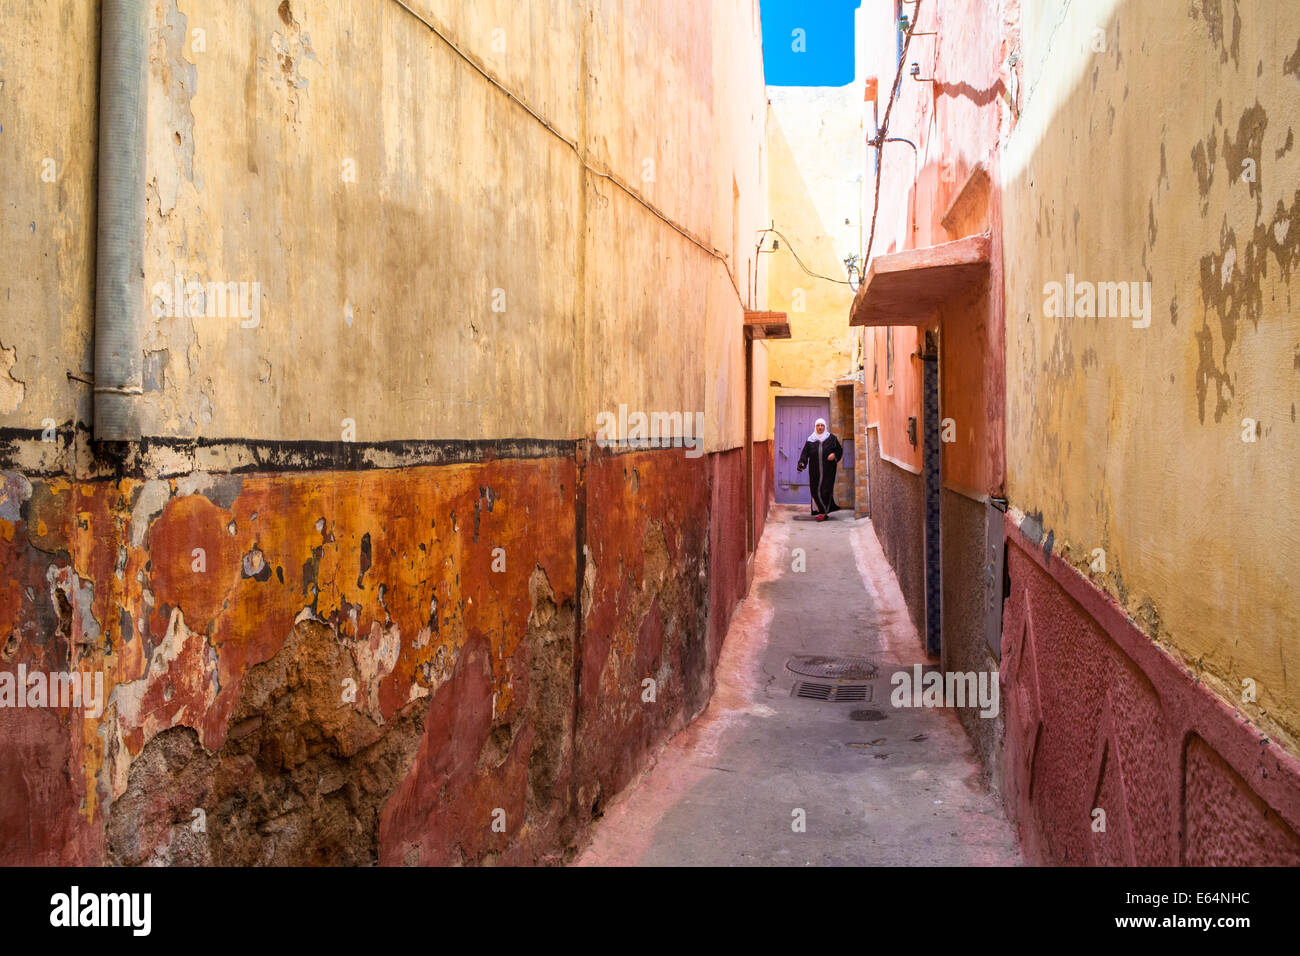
93, 0, 147, 440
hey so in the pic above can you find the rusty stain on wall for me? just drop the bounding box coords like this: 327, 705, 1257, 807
0, 442, 756, 865
0, 0, 773, 867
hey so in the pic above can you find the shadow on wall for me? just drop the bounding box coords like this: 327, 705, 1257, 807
764, 109, 857, 348
998, 0, 1300, 865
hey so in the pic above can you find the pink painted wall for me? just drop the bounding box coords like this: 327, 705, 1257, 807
859, 0, 1300, 867
1002, 518, 1300, 865
859, 0, 1008, 495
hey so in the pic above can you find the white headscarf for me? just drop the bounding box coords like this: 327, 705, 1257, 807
807, 418, 830, 443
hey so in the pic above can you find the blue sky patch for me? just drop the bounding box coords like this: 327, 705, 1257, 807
761, 0, 861, 88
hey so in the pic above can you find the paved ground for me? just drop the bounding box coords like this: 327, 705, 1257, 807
575, 505, 1022, 866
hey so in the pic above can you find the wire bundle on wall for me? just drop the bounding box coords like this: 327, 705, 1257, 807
865, 0, 924, 263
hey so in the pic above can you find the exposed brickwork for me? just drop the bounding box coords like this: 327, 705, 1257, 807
828, 384, 856, 509
853, 378, 868, 516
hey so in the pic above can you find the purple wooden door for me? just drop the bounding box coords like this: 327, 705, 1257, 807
774, 397, 830, 504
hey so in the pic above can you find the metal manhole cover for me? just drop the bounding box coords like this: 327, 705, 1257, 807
791, 681, 873, 703
786, 655, 878, 681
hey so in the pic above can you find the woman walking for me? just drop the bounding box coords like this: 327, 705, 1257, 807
797, 418, 843, 521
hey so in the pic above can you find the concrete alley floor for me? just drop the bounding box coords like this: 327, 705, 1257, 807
575, 505, 1022, 866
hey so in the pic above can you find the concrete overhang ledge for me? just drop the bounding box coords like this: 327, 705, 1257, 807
848, 233, 991, 327
744, 310, 791, 339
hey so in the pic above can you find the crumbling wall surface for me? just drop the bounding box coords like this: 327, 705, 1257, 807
1002, 0, 1300, 750
107, 621, 434, 866
707, 448, 748, 676
570, 448, 713, 830
0, 455, 580, 865
0, 0, 770, 866
0, 443, 760, 865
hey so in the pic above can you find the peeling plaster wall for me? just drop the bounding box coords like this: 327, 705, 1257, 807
0, 442, 764, 865
1, 455, 569, 863
0, 0, 771, 865
572, 450, 714, 823
1002, 0, 1300, 751
2, 0, 767, 452
854, 1, 1300, 867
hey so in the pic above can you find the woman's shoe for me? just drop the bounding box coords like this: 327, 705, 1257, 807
815, 514, 826, 522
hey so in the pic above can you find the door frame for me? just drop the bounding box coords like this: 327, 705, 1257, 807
921, 328, 942, 658
773, 394, 831, 505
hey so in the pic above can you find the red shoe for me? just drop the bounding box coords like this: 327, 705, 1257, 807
815, 514, 826, 522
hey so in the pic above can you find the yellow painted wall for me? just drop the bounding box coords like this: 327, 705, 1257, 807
1002, 0, 1300, 749
763, 90, 858, 436
0, 0, 100, 431
0, 0, 768, 455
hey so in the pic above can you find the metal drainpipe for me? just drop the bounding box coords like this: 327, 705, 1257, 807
93, 0, 147, 440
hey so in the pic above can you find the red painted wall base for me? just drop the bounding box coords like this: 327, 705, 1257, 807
1001, 516, 1300, 865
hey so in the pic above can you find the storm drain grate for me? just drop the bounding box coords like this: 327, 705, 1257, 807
786, 655, 878, 681
791, 681, 873, 703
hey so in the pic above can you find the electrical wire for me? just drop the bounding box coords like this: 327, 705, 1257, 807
755, 227, 855, 297
865, 0, 923, 263
390, 0, 749, 308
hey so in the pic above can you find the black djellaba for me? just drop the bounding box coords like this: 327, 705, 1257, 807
796, 418, 843, 520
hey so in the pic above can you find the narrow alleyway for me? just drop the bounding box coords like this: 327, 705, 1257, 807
577, 506, 1021, 866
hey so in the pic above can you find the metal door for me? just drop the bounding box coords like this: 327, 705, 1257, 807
774, 397, 830, 504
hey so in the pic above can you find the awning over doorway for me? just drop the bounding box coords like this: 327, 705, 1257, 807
848, 234, 990, 327
744, 310, 791, 339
